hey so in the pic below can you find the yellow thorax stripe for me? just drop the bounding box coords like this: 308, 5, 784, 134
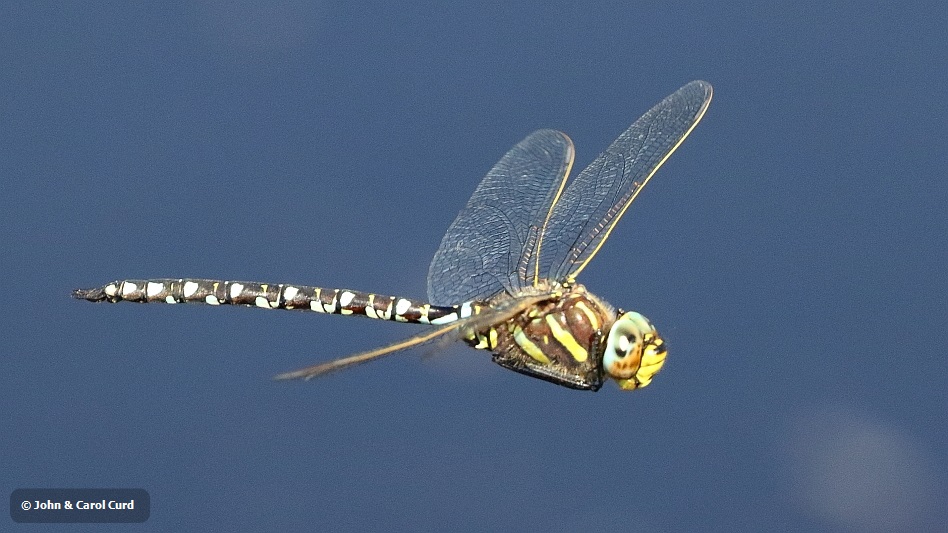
512, 325, 550, 364
545, 315, 588, 362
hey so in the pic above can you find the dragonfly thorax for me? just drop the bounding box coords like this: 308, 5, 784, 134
464, 283, 665, 391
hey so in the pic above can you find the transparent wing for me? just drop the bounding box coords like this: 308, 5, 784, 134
273, 321, 464, 381
427, 129, 575, 306
538, 80, 713, 282
273, 292, 551, 381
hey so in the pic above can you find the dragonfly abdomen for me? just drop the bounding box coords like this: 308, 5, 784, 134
72, 278, 463, 325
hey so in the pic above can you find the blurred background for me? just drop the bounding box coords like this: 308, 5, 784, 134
3, 2, 946, 531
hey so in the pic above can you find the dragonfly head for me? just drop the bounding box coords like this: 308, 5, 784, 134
602, 311, 667, 390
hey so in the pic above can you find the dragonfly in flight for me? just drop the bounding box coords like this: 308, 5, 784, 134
75, 80, 712, 391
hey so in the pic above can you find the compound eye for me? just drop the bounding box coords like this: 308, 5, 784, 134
613, 330, 640, 359
602, 312, 666, 391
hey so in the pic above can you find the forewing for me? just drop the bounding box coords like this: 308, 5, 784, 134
427, 129, 574, 305
538, 80, 712, 282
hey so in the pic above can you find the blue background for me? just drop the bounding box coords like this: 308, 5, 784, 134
3, 2, 946, 531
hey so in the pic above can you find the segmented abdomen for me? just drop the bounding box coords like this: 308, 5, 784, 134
72, 278, 467, 325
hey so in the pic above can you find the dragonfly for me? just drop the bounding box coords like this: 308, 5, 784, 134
74, 80, 712, 391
